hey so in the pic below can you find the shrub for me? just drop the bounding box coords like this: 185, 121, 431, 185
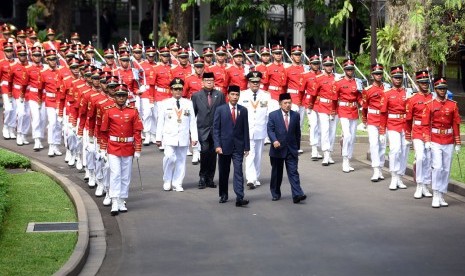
0, 148, 31, 169
0, 167, 10, 233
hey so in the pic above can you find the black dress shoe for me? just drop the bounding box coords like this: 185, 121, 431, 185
198, 178, 206, 189
219, 196, 228, 203
247, 182, 256, 190
206, 179, 217, 188
236, 199, 249, 207
272, 195, 281, 201
293, 194, 307, 203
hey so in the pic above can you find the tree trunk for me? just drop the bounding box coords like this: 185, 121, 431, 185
170, 0, 192, 46
385, 0, 431, 70
42, 0, 72, 38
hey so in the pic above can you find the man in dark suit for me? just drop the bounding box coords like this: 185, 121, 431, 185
267, 93, 307, 203
213, 85, 250, 206
192, 72, 226, 189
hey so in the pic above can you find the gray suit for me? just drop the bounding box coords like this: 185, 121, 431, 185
191, 89, 226, 185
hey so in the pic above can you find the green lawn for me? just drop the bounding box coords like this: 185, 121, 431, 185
0, 171, 77, 276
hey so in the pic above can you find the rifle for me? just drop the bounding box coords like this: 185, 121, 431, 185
112, 45, 120, 67
350, 54, 368, 87
90, 41, 106, 65
239, 43, 255, 66
252, 44, 261, 59
331, 50, 343, 73
224, 40, 233, 59
141, 40, 146, 60
318, 48, 323, 71
279, 40, 292, 63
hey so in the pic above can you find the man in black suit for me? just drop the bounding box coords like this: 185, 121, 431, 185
267, 93, 307, 203
213, 85, 250, 206
191, 72, 226, 189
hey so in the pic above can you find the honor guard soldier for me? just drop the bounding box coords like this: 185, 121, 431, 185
169, 42, 181, 65
102, 48, 118, 73
225, 48, 248, 91
11, 45, 31, 145
406, 70, 434, 192
39, 49, 64, 157
132, 43, 143, 63
380, 66, 410, 191
139, 46, 157, 146
310, 55, 338, 166
44, 28, 61, 52
205, 45, 228, 94
203, 46, 214, 67
171, 47, 192, 80
1, 41, 16, 139
285, 45, 306, 136
302, 54, 323, 160
255, 46, 271, 91
333, 58, 362, 172
422, 77, 461, 207
239, 71, 271, 189
70, 32, 80, 44
266, 44, 287, 112
115, 51, 139, 107
100, 84, 143, 216
362, 63, 387, 181
183, 56, 205, 99
155, 78, 198, 191
191, 72, 226, 189
26, 46, 46, 150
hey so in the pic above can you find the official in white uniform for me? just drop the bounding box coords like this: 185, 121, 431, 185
155, 78, 198, 192
239, 71, 271, 189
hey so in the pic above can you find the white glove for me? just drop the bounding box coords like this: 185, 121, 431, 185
134, 152, 141, 159
55, 108, 60, 115
139, 85, 147, 93
57, 116, 63, 123
329, 115, 335, 121
307, 108, 312, 114
379, 134, 385, 144
425, 142, 431, 149
88, 136, 95, 144
405, 140, 412, 146
455, 145, 461, 153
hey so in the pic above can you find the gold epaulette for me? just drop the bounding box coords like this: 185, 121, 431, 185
98, 98, 108, 105
63, 76, 71, 80
316, 74, 324, 78
104, 104, 115, 110
76, 83, 86, 88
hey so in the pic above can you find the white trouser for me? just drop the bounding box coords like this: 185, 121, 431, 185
29, 100, 46, 139
306, 108, 320, 147
318, 112, 338, 152
340, 117, 357, 159
367, 125, 386, 168
141, 98, 156, 135
245, 138, 265, 183
15, 99, 31, 135
431, 142, 453, 193
108, 154, 133, 199
387, 130, 408, 175
135, 95, 141, 115
413, 139, 432, 185
82, 128, 89, 167
2, 94, 16, 128
291, 104, 305, 130
163, 145, 188, 186
46, 107, 62, 145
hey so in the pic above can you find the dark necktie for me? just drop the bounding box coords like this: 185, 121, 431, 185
208, 92, 212, 107
176, 99, 180, 109
231, 106, 236, 124
253, 93, 257, 101
284, 113, 289, 131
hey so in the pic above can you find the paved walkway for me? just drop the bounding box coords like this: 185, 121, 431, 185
2, 138, 465, 275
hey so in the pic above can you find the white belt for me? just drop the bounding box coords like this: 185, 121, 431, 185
268, 85, 281, 91
109, 135, 134, 142
1, 81, 8, 86
155, 86, 169, 93
287, 88, 299, 94
413, 120, 422, 125
45, 92, 56, 98
29, 87, 39, 92
338, 101, 357, 107
432, 128, 453, 134
13, 84, 23, 90
388, 113, 406, 119
368, 108, 380, 114
319, 97, 331, 103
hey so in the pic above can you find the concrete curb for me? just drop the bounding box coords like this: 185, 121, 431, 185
0, 145, 98, 276
30, 159, 89, 276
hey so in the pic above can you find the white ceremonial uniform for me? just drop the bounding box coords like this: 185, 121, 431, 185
156, 97, 198, 191
239, 88, 271, 185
